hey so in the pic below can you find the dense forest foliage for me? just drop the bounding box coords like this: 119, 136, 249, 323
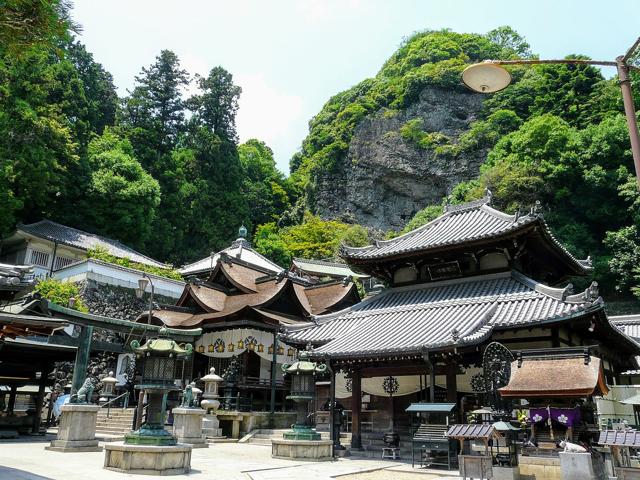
1, 3, 639, 302
0, 1, 290, 265
285, 27, 640, 301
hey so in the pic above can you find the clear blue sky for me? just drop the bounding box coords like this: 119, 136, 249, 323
71, 0, 639, 174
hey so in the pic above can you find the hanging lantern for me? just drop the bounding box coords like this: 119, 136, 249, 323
198, 345, 205, 353
208, 344, 214, 353
287, 347, 295, 357
228, 344, 234, 353
258, 344, 264, 353
268, 345, 274, 354
237, 339, 244, 349
278, 346, 284, 355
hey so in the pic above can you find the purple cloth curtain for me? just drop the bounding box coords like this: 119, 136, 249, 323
528, 407, 581, 427
550, 407, 581, 427
529, 408, 549, 424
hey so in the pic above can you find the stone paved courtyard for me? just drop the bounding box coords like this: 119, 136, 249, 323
0, 436, 461, 480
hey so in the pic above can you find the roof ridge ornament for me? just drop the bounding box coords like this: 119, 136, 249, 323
531, 200, 543, 217
443, 195, 491, 213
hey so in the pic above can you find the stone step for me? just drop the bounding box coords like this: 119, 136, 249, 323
247, 438, 272, 445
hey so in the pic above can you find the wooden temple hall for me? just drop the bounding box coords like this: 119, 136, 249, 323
141, 233, 360, 426
143, 197, 640, 453
277, 197, 640, 453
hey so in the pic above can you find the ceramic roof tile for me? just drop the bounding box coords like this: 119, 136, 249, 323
18, 220, 167, 268
282, 271, 603, 358
340, 199, 590, 274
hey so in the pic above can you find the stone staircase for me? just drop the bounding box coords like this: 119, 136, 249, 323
95, 407, 135, 439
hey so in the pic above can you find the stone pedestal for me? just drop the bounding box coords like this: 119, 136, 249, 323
172, 407, 207, 448
559, 452, 597, 480
271, 438, 333, 461
202, 413, 223, 438
46, 404, 102, 452
104, 442, 192, 475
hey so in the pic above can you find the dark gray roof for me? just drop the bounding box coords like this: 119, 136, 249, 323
282, 271, 604, 358
446, 424, 495, 439
611, 314, 640, 339
611, 315, 640, 375
340, 198, 591, 273
17, 220, 167, 268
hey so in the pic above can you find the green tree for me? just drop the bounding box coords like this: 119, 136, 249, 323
0, 48, 79, 235
0, 0, 77, 56
121, 50, 189, 166
82, 129, 160, 248
238, 139, 292, 231
189, 66, 241, 141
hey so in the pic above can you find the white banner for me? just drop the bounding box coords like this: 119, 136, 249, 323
334, 367, 481, 398
195, 328, 297, 364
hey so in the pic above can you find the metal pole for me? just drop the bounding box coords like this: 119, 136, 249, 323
616, 56, 640, 188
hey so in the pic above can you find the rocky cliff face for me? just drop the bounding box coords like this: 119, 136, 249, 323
311, 87, 487, 231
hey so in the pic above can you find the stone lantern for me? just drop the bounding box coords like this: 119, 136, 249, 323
200, 367, 223, 438
100, 371, 117, 399
99, 371, 118, 417
281, 352, 326, 441
272, 351, 332, 460
104, 330, 194, 475
124, 330, 192, 446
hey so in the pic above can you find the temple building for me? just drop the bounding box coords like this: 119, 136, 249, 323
279, 196, 640, 452
141, 231, 361, 431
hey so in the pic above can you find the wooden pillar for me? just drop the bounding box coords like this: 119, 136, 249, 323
350, 369, 362, 450
429, 363, 436, 403
32, 369, 50, 433
7, 385, 17, 414
446, 364, 457, 404
269, 330, 277, 415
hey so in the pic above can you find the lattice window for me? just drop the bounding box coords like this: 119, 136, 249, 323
54, 256, 75, 271
29, 249, 50, 268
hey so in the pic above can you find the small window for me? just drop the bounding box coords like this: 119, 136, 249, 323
54, 256, 75, 271
29, 250, 50, 268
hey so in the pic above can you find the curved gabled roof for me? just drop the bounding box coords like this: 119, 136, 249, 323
281, 270, 605, 358
340, 197, 591, 276
180, 238, 282, 275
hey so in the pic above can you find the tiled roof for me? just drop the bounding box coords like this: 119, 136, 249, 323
292, 258, 369, 279
18, 220, 167, 268
340, 198, 590, 274
611, 314, 640, 339
610, 315, 640, 375
282, 271, 604, 358
180, 238, 282, 275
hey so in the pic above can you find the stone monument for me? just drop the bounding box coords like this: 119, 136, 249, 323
104, 330, 193, 475
172, 384, 208, 448
47, 373, 102, 452
200, 367, 224, 439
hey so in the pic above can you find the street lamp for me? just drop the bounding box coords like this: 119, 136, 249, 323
135, 273, 154, 325
461, 37, 640, 187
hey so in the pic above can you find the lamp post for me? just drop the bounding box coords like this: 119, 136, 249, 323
135, 273, 155, 325
134, 273, 155, 429
461, 37, 640, 187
